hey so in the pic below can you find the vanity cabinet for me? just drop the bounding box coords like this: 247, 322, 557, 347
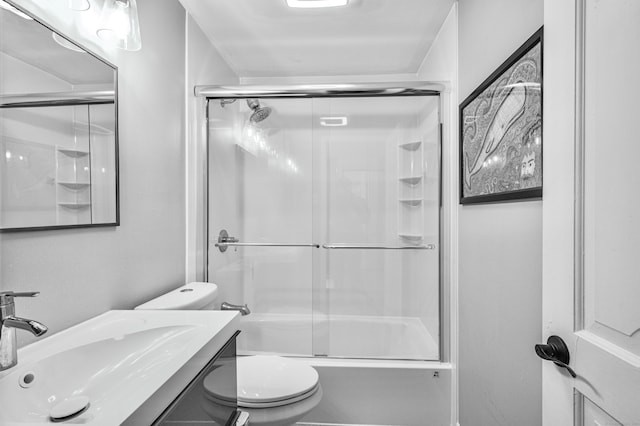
152, 332, 240, 426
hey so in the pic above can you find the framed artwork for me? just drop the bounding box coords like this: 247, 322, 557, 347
460, 28, 543, 204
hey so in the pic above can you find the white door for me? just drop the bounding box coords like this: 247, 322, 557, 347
543, 0, 640, 424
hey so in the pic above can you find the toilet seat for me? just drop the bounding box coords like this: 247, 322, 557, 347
202, 383, 323, 426
203, 355, 320, 408
205, 382, 320, 409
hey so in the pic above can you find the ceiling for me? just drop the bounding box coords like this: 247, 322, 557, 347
179, 0, 455, 78
0, 5, 114, 87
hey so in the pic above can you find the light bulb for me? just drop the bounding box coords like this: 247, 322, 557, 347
96, 0, 141, 51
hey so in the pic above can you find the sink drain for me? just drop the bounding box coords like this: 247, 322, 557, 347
49, 396, 90, 423
19, 371, 36, 388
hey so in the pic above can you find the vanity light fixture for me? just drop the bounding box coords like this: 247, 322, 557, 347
320, 116, 348, 127
0, 1, 32, 19
96, 0, 141, 51
286, 0, 348, 8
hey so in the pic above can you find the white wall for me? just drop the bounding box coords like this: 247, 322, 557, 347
0, 0, 236, 346
417, 3, 458, 424
457, 1, 543, 425
184, 13, 239, 282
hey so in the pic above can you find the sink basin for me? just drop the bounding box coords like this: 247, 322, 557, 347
0, 310, 239, 425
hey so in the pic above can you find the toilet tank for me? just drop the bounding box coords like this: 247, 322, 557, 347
135, 282, 218, 310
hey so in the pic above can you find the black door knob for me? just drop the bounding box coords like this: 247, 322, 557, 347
535, 335, 577, 378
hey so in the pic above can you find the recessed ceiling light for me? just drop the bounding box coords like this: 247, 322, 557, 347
286, 0, 348, 8
320, 116, 348, 127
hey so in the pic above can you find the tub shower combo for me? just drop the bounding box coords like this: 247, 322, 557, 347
198, 83, 449, 423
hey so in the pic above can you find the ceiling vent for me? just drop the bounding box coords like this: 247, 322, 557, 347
286, 0, 348, 8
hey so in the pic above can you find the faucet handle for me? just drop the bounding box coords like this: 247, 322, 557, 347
0, 291, 39, 304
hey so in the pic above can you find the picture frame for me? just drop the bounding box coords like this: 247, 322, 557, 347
459, 27, 543, 204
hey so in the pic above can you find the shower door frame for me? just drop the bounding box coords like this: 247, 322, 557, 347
198, 82, 446, 362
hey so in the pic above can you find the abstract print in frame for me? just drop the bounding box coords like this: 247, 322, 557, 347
460, 28, 543, 204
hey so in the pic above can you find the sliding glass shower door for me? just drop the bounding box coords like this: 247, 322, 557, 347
207, 94, 440, 361
208, 98, 315, 357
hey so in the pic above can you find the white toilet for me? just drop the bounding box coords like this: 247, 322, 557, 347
135, 282, 322, 426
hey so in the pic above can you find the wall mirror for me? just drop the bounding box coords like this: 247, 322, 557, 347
0, 0, 119, 231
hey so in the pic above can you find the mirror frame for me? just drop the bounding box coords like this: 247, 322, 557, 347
0, 0, 119, 232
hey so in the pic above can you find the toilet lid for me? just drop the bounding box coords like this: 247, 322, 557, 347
203, 355, 319, 405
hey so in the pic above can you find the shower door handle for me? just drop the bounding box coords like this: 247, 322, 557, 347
216, 229, 239, 252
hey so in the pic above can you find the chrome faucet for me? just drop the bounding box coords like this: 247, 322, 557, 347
0, 291, 48, 371
220, 301, 251, 316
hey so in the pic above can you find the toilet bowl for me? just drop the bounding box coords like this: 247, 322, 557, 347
200, 355, 323, 426
206, 355, 320, 407
135, 282, 321, 425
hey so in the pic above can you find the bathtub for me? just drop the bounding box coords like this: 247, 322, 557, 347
237, 313, 439, 360
236, 314, 451, 426
295, 358, 452, 426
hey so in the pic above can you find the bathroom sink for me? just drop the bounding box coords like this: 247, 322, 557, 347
0, 310, 239, 425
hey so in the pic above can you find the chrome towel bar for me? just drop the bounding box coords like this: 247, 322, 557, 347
322, 244, 436, 250
215, 242, 321, 248
215, 242, 434, 249
216, 230, 321, 252
215, 230, 435, 252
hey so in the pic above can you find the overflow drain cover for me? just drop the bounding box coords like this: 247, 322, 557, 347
49, 396, 90, 422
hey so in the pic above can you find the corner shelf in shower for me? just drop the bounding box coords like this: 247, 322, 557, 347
57, 182, 91, 190
399, 141, 422, 151
398, 234, 424, 243
399, 176, 423, 185
57, 148, 89, 158
58, 202, 91, 209
73, 122, 114, 136
398, 139, 425, 244
399, 199, 423, 207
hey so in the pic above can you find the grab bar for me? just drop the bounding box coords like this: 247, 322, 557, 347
322, 244, 436, 250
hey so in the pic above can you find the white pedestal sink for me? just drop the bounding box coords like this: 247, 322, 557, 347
0, 310, 239, 425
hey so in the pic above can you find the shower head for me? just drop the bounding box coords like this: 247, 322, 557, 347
246, 98, 272, 123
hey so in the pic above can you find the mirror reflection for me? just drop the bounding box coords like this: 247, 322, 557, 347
0, 0, 118, 231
